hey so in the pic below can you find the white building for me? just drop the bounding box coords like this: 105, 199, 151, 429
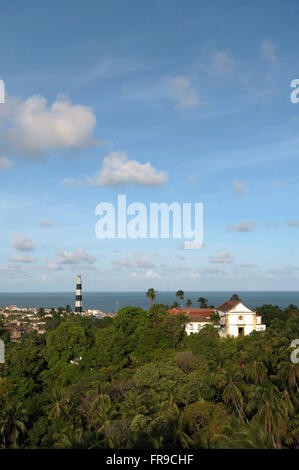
168, 307, 215, 335
216, 299, 266, 337
168, 297, 266, 337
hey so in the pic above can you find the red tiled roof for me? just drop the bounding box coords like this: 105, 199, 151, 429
10, 330, 22, 338
168, 308, 214, 322
216, 300, 240, 312
187, 314, 212, 322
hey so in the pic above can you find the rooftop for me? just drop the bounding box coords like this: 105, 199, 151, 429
168, 307, 214, 322
215, 300, 241, 312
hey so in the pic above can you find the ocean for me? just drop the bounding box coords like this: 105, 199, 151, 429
0, 291, 298, 312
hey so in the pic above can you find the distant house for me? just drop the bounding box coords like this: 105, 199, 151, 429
9, 329, 23, 342
7, 305, 18, 311
168, 297, 266, 337
168, 308, 214, 335
3, 323, 33, 342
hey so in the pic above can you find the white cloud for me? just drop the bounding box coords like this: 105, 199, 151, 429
210, 250, 233, 264
171, 76, 199, 108
260, 38, 277, 63
88, 152, 167, 187
234, 181, 246, 196
0, 157, 14, 170
0, 95, 98, 157
47, 247, 96, 270
0, 264, 19, 271
112, 252, 155, 269
10, 254, 37, 263
227, 220, 257, 232
268, 265, 299, 279
135, 253, 156, 268
0, 264, 22, 275
145, 269, 159, 279
46, 261, 62, 271
207, 50, 235, 78
112, 258, 134, 269
56, 247, 96, 265
39, 218, 56, 227
12, 233, 35, 252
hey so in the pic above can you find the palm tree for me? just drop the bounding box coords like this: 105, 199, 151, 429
209, 311, 221, 326
230, 294, 240, 301
235, 349, 248, 369
48, 387, 69, 420
89, 393, 117, 444
244, 359, 267, 384
54, 425, 85, 449
166, 403, 194, 448
214, 421, 275, 449
153, 400, 193, 449
277, 361, 299, 391
146, 288, 157, 305
176, 290, 184, 307
170, 301, 179, 309
0, 405, 27, 448
214, 368, 245, 422
120, 391, 146, 423
247, 382, 286, 442
197, 297, 208, 308
280, 389, 295, 420
186, 299, 192, 307
284, 414, 299, 448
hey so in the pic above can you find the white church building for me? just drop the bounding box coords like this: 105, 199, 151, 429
216, 298, 266, 337
168, 296, 266, 337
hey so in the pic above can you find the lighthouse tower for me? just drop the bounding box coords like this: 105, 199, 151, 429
75, 274, 82, 315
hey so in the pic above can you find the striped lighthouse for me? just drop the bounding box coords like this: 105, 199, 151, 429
75, 274, 82, 315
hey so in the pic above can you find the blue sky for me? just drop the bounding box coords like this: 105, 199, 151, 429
1, 0, 299, 292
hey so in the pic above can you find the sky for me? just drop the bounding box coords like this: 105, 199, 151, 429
1, 0, 299, 292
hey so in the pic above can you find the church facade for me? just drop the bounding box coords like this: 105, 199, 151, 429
168, 298, 266, 337
216, 299, 266, 337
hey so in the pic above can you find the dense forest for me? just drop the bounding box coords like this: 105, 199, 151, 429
0, 302, 299, 449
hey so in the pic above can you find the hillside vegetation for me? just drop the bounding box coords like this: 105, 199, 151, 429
0, 303, 299, 449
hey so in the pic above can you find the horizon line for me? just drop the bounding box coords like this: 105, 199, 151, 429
0, 290, 298, 294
